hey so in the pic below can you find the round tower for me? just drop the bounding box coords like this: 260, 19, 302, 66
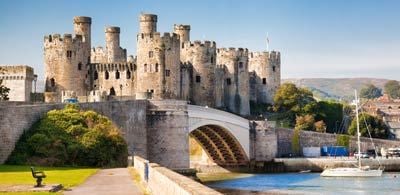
44, 33, 88, 102
182, 40, 216, 107
139, 14, 157, 34
216, 48, 250, 116
73, 16, 91, 62
105, 26, 121, 63
174, 24, 191, 45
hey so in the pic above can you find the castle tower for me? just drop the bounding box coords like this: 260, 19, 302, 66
174, 25, 191, 49
217, 48, 250, 116
181, 41, 216, 106
136, 14, 181, 99
139, 14, 157, 34
44, 17, 92, 102
105, 26, 127, 63
248, 51, 281, 104
73, 16, 91, 64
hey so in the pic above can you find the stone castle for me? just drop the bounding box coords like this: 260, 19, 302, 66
44, 14, 281, 115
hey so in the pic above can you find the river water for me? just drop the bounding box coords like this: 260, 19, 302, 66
205, 172, 400, 194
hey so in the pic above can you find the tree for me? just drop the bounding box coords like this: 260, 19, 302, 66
7, 104, 128, 167
273, 83, 315, 113
348, 113, 389, 139
359, 84, 382, 99
314, 120, 327, 133
384, 80, 400, 99
313, 101, 343, 133
295, 114, 315, 131
0, 67, 10, 101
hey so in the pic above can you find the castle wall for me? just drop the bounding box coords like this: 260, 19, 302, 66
91, 27, 127, 64
181, 41, 216, 106
0, 65, 34, 102
217, 48, 250, 116
90, 63, 136, 98
0, 100, 148, 164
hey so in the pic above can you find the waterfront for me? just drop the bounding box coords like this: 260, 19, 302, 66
205, 172, 400, 194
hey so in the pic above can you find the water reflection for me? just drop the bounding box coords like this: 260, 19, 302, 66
205, 173, 400, 194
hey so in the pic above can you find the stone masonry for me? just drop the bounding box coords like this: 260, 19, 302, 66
0, 65, 35, 102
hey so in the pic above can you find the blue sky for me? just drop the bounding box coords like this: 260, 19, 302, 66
0, 0, 399, 80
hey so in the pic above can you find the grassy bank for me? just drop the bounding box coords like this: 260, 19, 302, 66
0, 165, 98, 194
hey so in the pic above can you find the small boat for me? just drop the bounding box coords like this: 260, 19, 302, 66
299, 170, 311, 173
321, 90, 383, 177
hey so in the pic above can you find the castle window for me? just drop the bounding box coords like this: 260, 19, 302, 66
66, 50, 72, 58
262, 78, 267, 85
105, 71, 109, 80
149, 51, 153, 58
126, 70, 131, 79
239, 62, 243, 69
273, 66, 276, 72
110, 87, 116, 96
116, 71, 120, 79
144, 64, 147, 72
50, 78, 55, 87
155, 63, 159, 72
78, 62, 82, 70
226, 78, 231, 85
166, 69, 170, 77
141, 33, 144, 39
150, 33, 153, 39
182, 42, 185, 49
211, 56, 214, 63
196, 75, 201, 83
94, 71, 98, 80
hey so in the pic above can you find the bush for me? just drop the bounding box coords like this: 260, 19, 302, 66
7, 105, 128, 167
336, 134, 350, 148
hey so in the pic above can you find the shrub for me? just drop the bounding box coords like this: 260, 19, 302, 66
336, 134, 350, 148
7, 105, 128, 167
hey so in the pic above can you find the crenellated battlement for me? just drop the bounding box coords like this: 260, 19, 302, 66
268, 51, 281, 62
105, 26, 120, 33
140, 14, 157, 22
217, 47, 249, 57
249, 51, 280, 61
73, 16, 92, 24
174, 24, 191, 31
90, 62, 136, 72
44, 33, 83, 47
184, 40, 217, 49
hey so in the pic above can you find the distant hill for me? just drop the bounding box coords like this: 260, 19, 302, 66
283, 78, 394, 102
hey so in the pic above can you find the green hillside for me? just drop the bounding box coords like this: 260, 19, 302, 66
283, 78, 393, 102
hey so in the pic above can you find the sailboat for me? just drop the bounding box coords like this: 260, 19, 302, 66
320, 90, 383, 177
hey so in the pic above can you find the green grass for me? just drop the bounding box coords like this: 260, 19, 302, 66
0, 165, 98, 193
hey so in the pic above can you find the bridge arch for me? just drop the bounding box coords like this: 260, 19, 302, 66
188, 105, 250, 166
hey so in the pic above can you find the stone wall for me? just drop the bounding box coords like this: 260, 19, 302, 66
134, 156, 221, 195
250, 121, 277, 161
0, 65, 34, 102
147, 100, 190, 169
276, 128, 400, 157
0, 100, 148, 164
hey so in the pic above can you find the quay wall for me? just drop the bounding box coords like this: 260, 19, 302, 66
134, 156, 222, 195
275, 158, 400, 172
276, 128, 400, 157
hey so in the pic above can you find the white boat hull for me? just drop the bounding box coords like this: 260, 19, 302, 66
321, 168, 383, 177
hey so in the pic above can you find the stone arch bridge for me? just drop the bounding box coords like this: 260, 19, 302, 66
0, 100, 254, 169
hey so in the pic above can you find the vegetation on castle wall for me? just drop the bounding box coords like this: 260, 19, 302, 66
7, 104, 128, 167
0, 67, 10, 101
348, 113, 389, 139
336, 134, 350, 148
291, 129, 301, 156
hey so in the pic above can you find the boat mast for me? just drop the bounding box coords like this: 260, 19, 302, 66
355, 90, 361, 168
